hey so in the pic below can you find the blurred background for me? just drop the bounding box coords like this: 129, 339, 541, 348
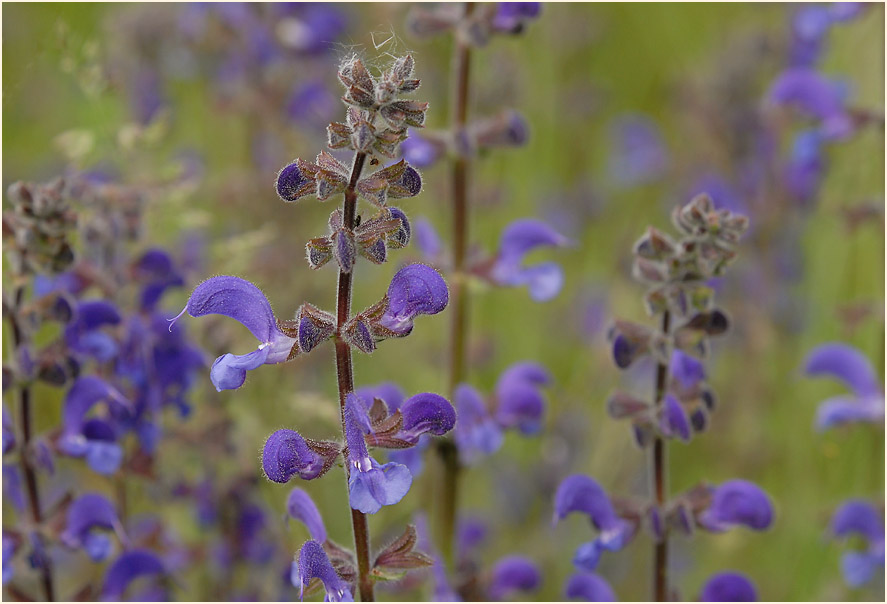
2, 2, 884, 601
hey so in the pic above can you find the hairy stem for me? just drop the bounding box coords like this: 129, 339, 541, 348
8, 287, 55, 601
652, 310, 671, 602
333, 150, 374, 602
435, 1, 475, 570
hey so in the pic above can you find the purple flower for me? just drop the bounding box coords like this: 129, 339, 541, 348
286, 488, 327, 543
669, 350, 706, 389
553, 475, 634, 571
380, 263, 449, 336
565, 572, 616, 602
830, 500, 885, 588
287, 81, 337, 125
769, 69, 853, 140
171, 276, 297, 391
700, 572, 757, 602
783, 130, 825, 204
488, 556, 541, 600
262, 429, 330, 483
804, 343, 885, 430
134, 248, 185, 311
659, 394, 691, 443
353, 382, 405, 411
57, 377, 128, 475
457, 516, 488, 561
65, 300, 122, 362
61, 493, 118, 562
101, 550, 166, 601
414, 217, 444, 261
698, 480, 774, 532
454, 384, 504, 464
292, 540, 353, 602
608, 115, 668, 187
490, 219, 568, 302
401, 130, 443, 168
344, 394, 411, 514
492, 2, 542, 32
2, 534, 15, 584
275, 4, 347, 54
494, 362, 550, 434
2, 407, 14, 455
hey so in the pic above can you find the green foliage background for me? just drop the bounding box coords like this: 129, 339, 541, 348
3, 3, 884, 601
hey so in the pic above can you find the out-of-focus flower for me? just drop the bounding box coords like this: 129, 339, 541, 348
608, 115, 668, 187
769, 68, 853, 140
488, 556, 541, 600
57, 376, 129, 475
489, 219, 568, 302
61, 493, 119, 562
171, 276, 298, 391
659, 394, 691, 443
565, 572, 616, 602
804, 343, 885, 430
64, 300, 122, 362
492, 2, 542, 33
698, 480, 774, 532
101, 549, 167, 600
700, 572, 758, 602
553, 475, 634, 571
493, 362, 550, 434
830, 500, 885, 588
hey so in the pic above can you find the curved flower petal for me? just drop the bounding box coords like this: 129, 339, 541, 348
815, 395, 885, 431
276, 161, 314, 202
553, 474, 620, 530
101, 550, 166, 601
180, 276, 276, 342
804, 343, 881, 398
769, 69, 852, 139
286, 488, 327, 543
497, 219, 567, 262
262, 429, 326, 483
495, 362, 550, 434
454, 384, 504, 464
62, 493, 118, 546
348, 459, 412, 514
669, 350, 706, 389
565, 572, 616, 602
831, 500, 883, 541
381, 263, 449, 335
699, 480, 773, 532
841, 550, 878, 588
294, 540, 353, 602
85, 441, 124, 475
700, 572, 757, 602
488, 556, 541, 600
65, 301, 122, 361
209, 347, 270, 392
400, 393, 456, 441
60, 377, 125, 443
402, 131, 442, 168
660, 395, 691, 443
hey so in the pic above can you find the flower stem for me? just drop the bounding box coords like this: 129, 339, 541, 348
333, 150, 374, 602
8, 286, 55, 602
652, 310, 671, 602
435, 1, 475, 570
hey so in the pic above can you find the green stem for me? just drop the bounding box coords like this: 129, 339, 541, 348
435, 1, 475, 571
